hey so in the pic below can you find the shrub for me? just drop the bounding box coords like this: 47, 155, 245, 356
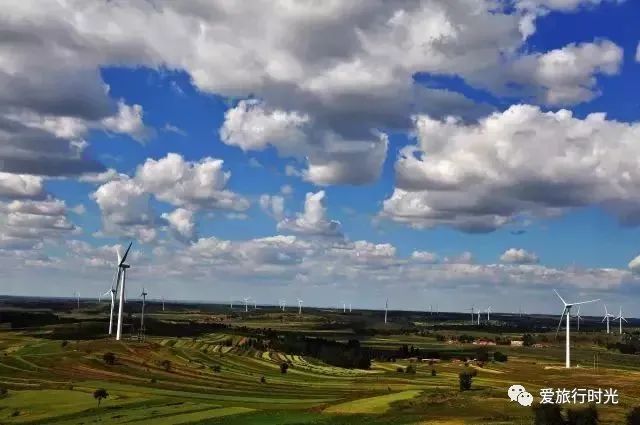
160, 360, 172, 372
475, 347, 490, 362
567, 405, 599, 425
405, 364, 416, 374
212, 365, 221, 373
150, 378, 157, 384
396, 367, 405, 373
93, 388, 109, 407
102, 352, 116, 365
11, 410, 19, 417
458, 371, 473, 391
280, 363, 289, 374
627, 407, 640, 425
0, 387, 8, 398
61, 340, 69, 348
533, 403, 564, 425
431, 368, 436, 376
260, 376, 266, 384
494, 351, 508, 362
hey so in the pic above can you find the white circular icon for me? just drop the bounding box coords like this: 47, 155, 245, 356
517, 391, 534, 406
508, 384, 526, 402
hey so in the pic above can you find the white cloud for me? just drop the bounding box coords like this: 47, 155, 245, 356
500, 248, 539, 264
163, 123, 186, 136
162, 208, 196, 241
259, 194, 285, 220
383, 105, 640, 232
102, 101, 153, 142
79, 169, 125, 184
280, 185, 293, 196
636, 42, 640, 62
628, 255, 640, 273
411, 251, 439, 263
505, 40, 623, 105
136, 153, 249, 211
278, 191, 342, 237
0, 173, 44, 199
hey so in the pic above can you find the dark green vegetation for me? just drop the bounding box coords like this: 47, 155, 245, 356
1, 296, 639, 424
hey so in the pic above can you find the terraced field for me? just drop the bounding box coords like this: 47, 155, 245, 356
1, 311, 639, 424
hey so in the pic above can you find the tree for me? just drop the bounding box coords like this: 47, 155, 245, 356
567, 405, 599, 425
102, 352, 116, 365
533, 403, 564, 425
260, 376, 266, 384
93, 388, 109, 407
475, 347, 489, 362
523, 333, 535, 347
405, 364, 416, 374
0, 387, 8, 398
494, 351, 508, 362
212, 365, 221, 373
431, 368, 437, 376
280, 362, 289, 374
458, 371, 473, 391
627, 406, 640, 425
160, 359, 172, 372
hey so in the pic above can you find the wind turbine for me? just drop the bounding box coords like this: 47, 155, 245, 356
574, 306, 583, 332
469, 305, 475, 325
343, 302, 346, 313
477, 311, 480, 325
140, 287, 147, 332
297, 298, 303, 315
254, 299, 257, 309
161, 296, 165, 312
384, 298, 388, 324
349, 303, 352, 313
554, 289, 599, 368
115, 242, 133, 341
243, 297, 250, 313
486, 306, 492, 321
602, 305, 614, 334
74, 291, 80, 310
614, 307, 628, 335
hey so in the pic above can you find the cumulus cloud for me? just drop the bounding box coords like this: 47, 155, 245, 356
278, 191, 342, 237
136, 153, 249, 211
504, 40, 623, 105
500, 248, 539, 264
383, 105, 640, 232
91, 153, 248, 242
628, 255, 640, 274
162, 208, 196, 241
102, 101, 153, 142
2, 0, 611, 186
0, 172, 44, 199
259, 194, 285, 221
0, 198, 78, 249
411, 251, 439, 263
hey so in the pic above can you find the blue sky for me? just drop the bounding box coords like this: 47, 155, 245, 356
2, 1, 640, 315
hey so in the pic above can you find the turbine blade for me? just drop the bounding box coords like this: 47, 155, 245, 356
120, 241, 133, 265
572, 299, 600, 306
623, 317, 628, 323
555, 307, 566, 336
553, 289, 567, 305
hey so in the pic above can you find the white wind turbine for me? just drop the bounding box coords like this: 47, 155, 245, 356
254, 299, 257, 309
574, 306, 583, 332
554, 289, 599, 368
161, 296, 165, 312
614, 307, 627, 335
280, 298, 286, 311
243, 297, 250, 312
349, 303, 352, 313
486, 306, 492, 321
140, 287, 148, 331
297, 298, 303, 315
343, 302, 346, 313
477, 311, 481, 325
384, 298, 388, 324
73, 291, 80, 310
602, 304, 614, 334
469, 305, 475, 325
115, 242, 133, 341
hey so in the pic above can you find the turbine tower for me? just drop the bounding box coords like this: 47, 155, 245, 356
140, 287, 147, 332
602, 304, 614, 334
349, 303, 352, 313
486, 306, 492, 321
343, 303, 346, 313
477, 311, 480, 325
574, 306, 583, 332
74, 291, 80, 310
243, 297, 249, 313
614, 307, 627, 334
115, 242, 133, 341
384, 298, 388, 324
554, 289, 599, 368
297, 298, 303, 315
469, 305, 475, 325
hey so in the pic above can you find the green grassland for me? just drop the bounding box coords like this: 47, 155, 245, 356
1, 304, 639, 424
